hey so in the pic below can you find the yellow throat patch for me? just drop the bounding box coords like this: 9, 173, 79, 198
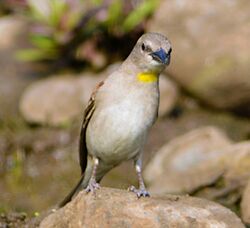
137, 72, 157, 83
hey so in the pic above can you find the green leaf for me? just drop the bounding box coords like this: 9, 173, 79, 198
123, 0, 159, 32
49, 0, 68, 27
106, 1, 122, 27
90, 0, 103, 6
30, 35, 57, 50
15, 49, 58, 61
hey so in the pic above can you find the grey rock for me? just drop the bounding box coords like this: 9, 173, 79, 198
159, 75, 179, 117
222, 142, 250, 186
193, 142, 250, 224
148, 0, 250, 113
19, 73, 105, 126
0, 15, 32, 120
144, 126, 232, 194
145, 126, 250, 224
39, 187, 244, 228
241, 180, 250, 225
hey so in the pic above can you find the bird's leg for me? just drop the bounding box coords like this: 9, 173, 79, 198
85, 157, 100, 193
129, 157, 150, 198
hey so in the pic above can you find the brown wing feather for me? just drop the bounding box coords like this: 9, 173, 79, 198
79, 81, 104, 174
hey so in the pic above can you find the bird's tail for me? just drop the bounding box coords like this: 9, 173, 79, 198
58, 175, 85, 208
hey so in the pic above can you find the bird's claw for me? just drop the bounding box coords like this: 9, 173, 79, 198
128, 186, 150, 198
85, 180, 100, 194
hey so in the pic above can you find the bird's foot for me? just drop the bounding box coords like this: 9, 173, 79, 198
85, 179, 100, 194
128, 186, 150, 198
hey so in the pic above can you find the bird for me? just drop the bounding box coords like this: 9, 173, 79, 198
59, 32, 172, 207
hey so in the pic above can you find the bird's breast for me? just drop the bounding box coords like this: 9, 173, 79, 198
86, 87, 159, 163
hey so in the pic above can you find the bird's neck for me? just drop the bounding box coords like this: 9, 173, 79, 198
121, 58, 159, 83
137, 72, 157, 83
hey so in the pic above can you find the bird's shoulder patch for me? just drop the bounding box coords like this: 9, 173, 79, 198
137, 72, 157, 83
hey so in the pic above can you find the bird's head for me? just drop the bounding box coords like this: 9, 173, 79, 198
129, 32, 172, 75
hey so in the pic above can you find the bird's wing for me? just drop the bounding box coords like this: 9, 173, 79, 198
79, 81, 104, 174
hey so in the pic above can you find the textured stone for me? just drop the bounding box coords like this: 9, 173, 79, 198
222, 142, 250, 186
40, 188, 244, 228
159, 75, 178, 117
148, 0, 250, 113
144, 126, 232, 194
145, 128, 250, 224
19, 73, 104, 126
241, 180, 250, 225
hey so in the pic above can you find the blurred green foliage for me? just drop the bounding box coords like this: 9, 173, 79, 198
14, 0, 159, 68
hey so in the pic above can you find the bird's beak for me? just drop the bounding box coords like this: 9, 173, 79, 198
150, 48, 170, 65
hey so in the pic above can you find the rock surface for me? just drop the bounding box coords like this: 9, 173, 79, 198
0, 15, 33, 120
148, 0, 250, 114
158, 75, 178, 117
145, 126, 250, 224
241, 180, 250, 225
144, 126, 232, 194
192, 142, 250, 201
39, 187, 244, 228
19, 73, 105, 126
222, 142, 250, 187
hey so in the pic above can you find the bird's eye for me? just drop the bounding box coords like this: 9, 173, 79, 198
141, 43, 152, 52
141, 43, 145, 51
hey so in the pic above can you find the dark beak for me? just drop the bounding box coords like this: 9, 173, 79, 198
150, 48, 170, 65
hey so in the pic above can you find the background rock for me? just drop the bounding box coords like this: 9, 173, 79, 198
148, 0, 250, 114
19, 73, 105, 126
40, 187, 244, 228
195, 142, 250, 206
0, 15, 34, 120
241, 180, 250, 225
158, 75, 178, 117
144, 126, 232, 194
223, 142, 250, 187
145, 126, 250, 223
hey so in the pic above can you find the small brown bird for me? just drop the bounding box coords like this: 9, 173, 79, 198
59, 32, 172, 207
